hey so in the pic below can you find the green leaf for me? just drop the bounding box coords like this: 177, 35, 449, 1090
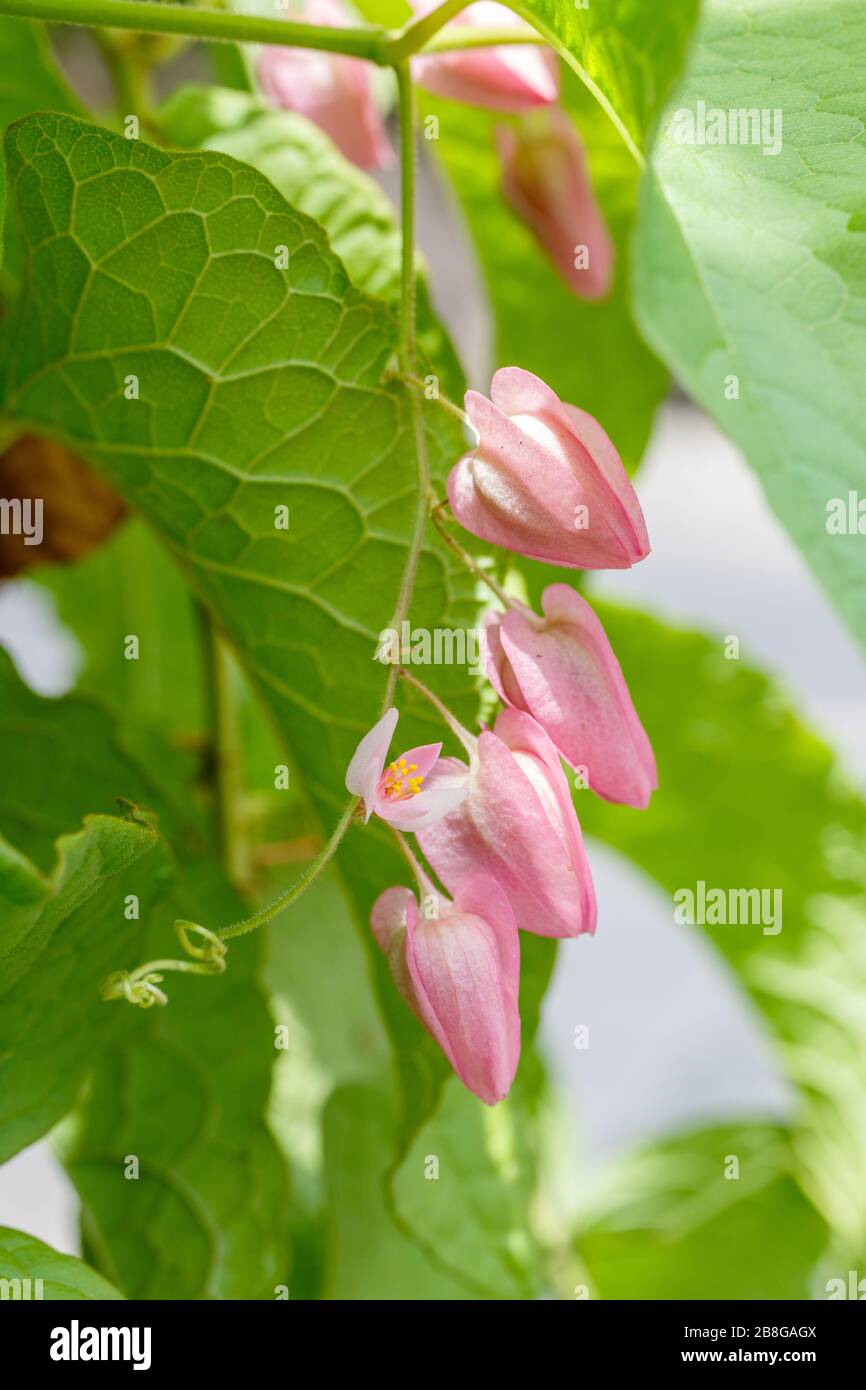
392, 1078, 541, 1298
633, 0, 866, 652
509, 0, 700, 158
157, 85, 465, 400
322, 1083, 471, 1299
579, 604, 866, 1256
0, 807, 157, 992
0, 110, 480, 1133
0, 655, 290, 1296
425, 68, 668, 472
0, 17, 81, 283
67, 858, 291, 1300
0, 18, 80, 132
0, 657, 171, 1161
578, 1124, 827, 1300
0, 1227, 123, 1300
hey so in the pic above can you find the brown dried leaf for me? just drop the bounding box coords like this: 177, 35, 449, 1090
0, 436, 126, 579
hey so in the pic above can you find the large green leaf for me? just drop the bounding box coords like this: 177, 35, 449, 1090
0, 806, 156, 991
633, 0, 866, 652
0, 653, 170, 1162
322, 1084, 471, 1299
391, 1077, 541, 1298
157, 85, 465, 400
0, 655, 290, 1297
0, 17, 80, 282
425, 68, 667, 471
0, 110, 483, 1129
0, 20, 80, 132
577, 1124, 827, 1300
508, 0, 700, 157
0, 1227, 123, 1300
580, 604, 866, 1257
67, 856, 292, 1300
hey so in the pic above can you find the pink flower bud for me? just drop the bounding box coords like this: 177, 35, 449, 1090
371, 871, 520, 1105
448, 366, 650, 569
409, 1, 559, 111
345, 707, 468, 829
485, 585, 657, 808
418, 708, 596, 938
496, 110, 613, 300
257, 0, 392, 170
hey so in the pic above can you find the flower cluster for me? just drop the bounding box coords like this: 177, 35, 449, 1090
346, 366, 656, 1104
258, 0, 612, 300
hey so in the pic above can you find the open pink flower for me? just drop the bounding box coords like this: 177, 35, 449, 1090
448, 366, 650, 570
257, 0, 391, 170
345, 707, 467, 829
497, 111, 613, 300
417, 708, 596, 938
409, 1, 559, 111
486, 585, 657, 808
371, 870, 520, 1104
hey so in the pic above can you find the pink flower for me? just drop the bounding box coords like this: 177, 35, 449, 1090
345, 707, 467, 829
371, 870, 520, 1104
496, 111, 613, 300
485, 585, 657, 808
417, 708, 596, 938
409, 1, 559, 111
447, 366, 650, 570
257, 0, 391, 170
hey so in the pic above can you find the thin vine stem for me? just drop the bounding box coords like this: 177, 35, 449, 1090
202, 616, 251, 892
389, 371, 475, 434
428, 501, 514, 610
423, 26, 546, 53
388, 825, 439, 900
0, 0, 389, 60
381, 61, 430, 712
0, 0, 543, 62
385, 0, 468, 63
216, 796, 359, 941
397, 667, 476, 757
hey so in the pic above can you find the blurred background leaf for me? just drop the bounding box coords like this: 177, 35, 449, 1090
0, 1225, 123, 1298
634, 0, 866, 654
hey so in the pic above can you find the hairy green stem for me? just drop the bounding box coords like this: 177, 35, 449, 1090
93, 29, 150, 125
0, 0, 389, 60
381, 62, 430, 712
423, 25, 545, 53
204, 622, 251, 892
428, 502, 513, 610
398, 667, 477, 756
217, 797, 358, 941
0, 0, 542, 62
386, 0, 467, 63
396, 64, 417, 380
390, 371, 473, 432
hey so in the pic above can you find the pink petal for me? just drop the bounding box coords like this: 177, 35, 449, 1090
492, 707, 597, 935
560, 404, 650, 562
345, 706, 398, 821
370, 884, 415, 955
406, 872, 521, 1104
448, 368, 649, 568
256, 0, 392, 171
377, 766, 469, 830
419, 727, 595, 937
410, 1, 558, 112
496, 113, 613, 300
503, 583, 657, 806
